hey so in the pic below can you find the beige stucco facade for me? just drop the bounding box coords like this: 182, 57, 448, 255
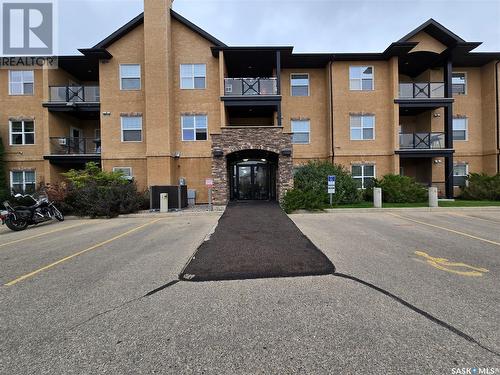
0, 1, 498, 203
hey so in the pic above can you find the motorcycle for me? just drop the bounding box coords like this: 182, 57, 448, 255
0, 194, 64, 231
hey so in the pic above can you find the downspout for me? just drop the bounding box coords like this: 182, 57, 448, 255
329, 60, 334, 163
496, 61, 499, 173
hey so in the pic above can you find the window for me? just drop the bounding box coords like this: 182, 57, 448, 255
350, 115, 375, 140
10, 170, 36, 194
452, 73, 467, 95
113, 167, 133, 180
10, 120, 35, 145
453, 164, 468, 187
9, 70, 34, 95
291, 74, 309, 96
120, 64, 141, 90
291, 120, 310, 144
121, 116, 142, 142
180, 64, 206, 89
181, 115, 208, 141
351, 165, 375, 189
349, 66, 373, 90
453, 118, 468, 141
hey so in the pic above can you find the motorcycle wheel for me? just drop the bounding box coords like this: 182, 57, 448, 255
5, 217, 29, 231
52, 207, 64, 222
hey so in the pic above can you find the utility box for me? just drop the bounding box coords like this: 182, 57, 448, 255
150, 186, 188, 210
159, 193, 169, 213
187, 189, 196, 206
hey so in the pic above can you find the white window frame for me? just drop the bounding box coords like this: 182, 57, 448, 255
112, 167, 133, 180
119, 64, 141, 91
9, 120, 35, 145
120, 116, 143, 142
181, 115, 208, 141
453, 163, 469, 187
10, 170, 36, 194
452, 72, 467, 95
8, 70, 34, 96
180, 64, 207, 90
452, 117, 468, 141
291, 120, 310, 144
350, 115, 375, 140
349, 66, 374, 91
351, 164, 376, 189
290, 73, 310, 97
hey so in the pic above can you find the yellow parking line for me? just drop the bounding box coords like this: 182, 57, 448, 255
389, 213, 500, 247
5, 219, 162, 286
0, 222, 90, 249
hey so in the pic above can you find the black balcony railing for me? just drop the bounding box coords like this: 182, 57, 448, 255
399, 132, 446, 149
399, 82, 445, 99
224, 78, 278, 96
49, 137, 101, 155
49, 86, 100, 102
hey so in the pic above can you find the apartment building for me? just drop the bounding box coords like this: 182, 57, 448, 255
1, 0, 499, 204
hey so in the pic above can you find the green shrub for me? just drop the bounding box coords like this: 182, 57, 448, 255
461, 173, 500, 201
283, 161, 361, 212
62, 162, 144, 218
0, 138, 10, 203
375, 174, 428, 203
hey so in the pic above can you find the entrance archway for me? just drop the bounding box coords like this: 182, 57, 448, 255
227, 150, 278, 201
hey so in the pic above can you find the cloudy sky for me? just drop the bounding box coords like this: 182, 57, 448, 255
59, 0, 500, 55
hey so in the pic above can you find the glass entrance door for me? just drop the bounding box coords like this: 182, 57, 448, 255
236, 162, 270, 200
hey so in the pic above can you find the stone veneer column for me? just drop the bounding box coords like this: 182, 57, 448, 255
211, 127, 293, 205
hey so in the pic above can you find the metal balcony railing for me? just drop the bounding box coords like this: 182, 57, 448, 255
49, 137, 101, 155
224, 78, 278, 96
49, 86, 100, 102
399, 82, 445, 99
399, 132, 446, 149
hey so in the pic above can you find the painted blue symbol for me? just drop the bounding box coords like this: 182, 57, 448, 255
472, 368, 478, 374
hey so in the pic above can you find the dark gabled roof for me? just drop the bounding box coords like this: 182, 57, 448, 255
398, 18, 466, 46
91, 9, 226, 50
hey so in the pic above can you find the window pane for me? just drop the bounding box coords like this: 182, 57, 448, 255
363, 128, 374, 139
349, 79, 361, 90
291, 75, 309, 86
25, 171, 35, 183
454, 165, 467, 176
351, 166, 362, 177
24, 121, 34, 132
364, 177, 375, 189
453, 119, 466, 130
453, 176, 466, 187
182, 116, 195, 128
195, 128, 207, 140
452, 73, 465, 84
362, 116, 374, 128
453, 130, 466, 141
364, 165, 375, 177
194, 77, 206, 89
10, 82, 23, 94
181, 77, 193, 89
362, 67, 373, 77
350, 116, 361, 127
349, 67, 362, 79
122, 117, 142, 130
193, 64, 206, 77
11, 134, 23, 144
291, 86, 309, 96
120, 65, 140, 78
350, 129, 362, 140
183, 129, 195, 141
291, 121, 309, 133
180, 64, 192, 77
11, 121, 23, 132
114, 168, 132, 177
23, 83, 34, 95
195, 115, 207, 129
23, 70, 34, 82
353, 178, 363, 189
123, 130, 142, 142
12, 172, 23, 183
292, 133, 309, 144
25, 183, 36, 194
24, 133, 35, 144
362, 79, 373, 90
10, 71, 22, 82
121, 78, 140, 90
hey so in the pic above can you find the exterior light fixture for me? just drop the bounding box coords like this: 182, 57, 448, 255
102, 111, 111, 116
281, 149, 292, 157
213, 148, 224, 157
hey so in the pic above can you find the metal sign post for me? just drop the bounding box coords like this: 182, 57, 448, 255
328, 175, 336, 206
205, 178, 214, 211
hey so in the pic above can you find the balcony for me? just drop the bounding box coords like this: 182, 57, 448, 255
399, 82, 445, 99
400, 132, 445, 149
43, 86, 100, 113
45, 137, 101, 165
224, 78, 278, 96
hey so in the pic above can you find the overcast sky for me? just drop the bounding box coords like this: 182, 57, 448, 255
59, 0, 500, 55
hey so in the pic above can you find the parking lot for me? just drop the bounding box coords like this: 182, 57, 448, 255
0, 209, 499, 374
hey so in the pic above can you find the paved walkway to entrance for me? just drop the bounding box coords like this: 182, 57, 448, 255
179, 202, 335, 281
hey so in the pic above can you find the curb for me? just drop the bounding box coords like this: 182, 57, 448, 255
291, 206, 500, 214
